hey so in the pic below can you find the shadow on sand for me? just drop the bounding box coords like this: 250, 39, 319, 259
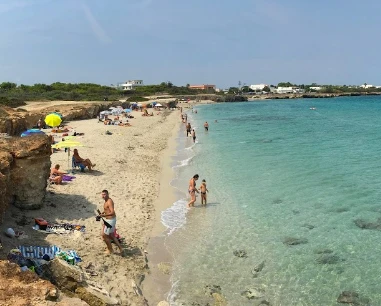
0, 192, 97, 260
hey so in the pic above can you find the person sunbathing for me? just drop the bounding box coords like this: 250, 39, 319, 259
73, 148, 96, 171
50, 164, 67, 184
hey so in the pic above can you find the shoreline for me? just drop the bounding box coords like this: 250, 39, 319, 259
141, 115, 183, 305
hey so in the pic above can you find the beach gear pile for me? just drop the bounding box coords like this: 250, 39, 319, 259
7, 245, 82, 277
33, 218, 86, 234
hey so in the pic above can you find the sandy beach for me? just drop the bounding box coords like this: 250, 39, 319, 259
1, 107, 181, 305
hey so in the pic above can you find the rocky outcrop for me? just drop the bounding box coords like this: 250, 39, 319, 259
0, 102, 129, 136
0, 134, 51, 214
46, 258, 119, 306
0, 260, 57, 306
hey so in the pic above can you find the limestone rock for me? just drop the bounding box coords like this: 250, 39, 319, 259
157, 262, 172, 275
204, 284, 222, 296
316, 254, 343, 265
233, 250, 247, 258
0, 135, 51, 214
0, 260, 58, 306
282, 237, 308, 246
212, 292, 227, 306
47, 258, 85, 290
337, 291, 370, 305
241, 287, 265, 300
157, 301, 170, 306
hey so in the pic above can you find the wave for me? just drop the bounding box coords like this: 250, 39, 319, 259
172, 155, 194, 168
161, 199, 189, 235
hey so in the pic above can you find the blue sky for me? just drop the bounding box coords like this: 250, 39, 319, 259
1, 0, 380, 88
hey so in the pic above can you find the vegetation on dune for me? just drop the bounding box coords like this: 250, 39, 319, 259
0, 81, 215, 107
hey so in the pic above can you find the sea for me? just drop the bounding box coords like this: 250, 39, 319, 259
160, 96, 381, 306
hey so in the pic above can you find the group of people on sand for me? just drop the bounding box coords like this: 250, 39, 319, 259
49, 143, 122, 255
187, 174, 209, 207
49, 149, 96, 184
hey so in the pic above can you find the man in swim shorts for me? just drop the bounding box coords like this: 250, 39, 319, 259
204, 121, 209, 131
100, 190, 124, 255
187, 174, 199, 207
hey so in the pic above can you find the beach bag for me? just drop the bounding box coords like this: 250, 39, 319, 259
35, 218, 48, 230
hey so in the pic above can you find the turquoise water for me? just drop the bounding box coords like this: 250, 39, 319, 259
162, 97, 381, 306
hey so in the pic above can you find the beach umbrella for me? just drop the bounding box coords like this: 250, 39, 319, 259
45, 113, 62, 128
52, 140, 83, 169
21, 129, 46, 137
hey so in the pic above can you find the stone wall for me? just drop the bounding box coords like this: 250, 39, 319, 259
0, 135, 51, 216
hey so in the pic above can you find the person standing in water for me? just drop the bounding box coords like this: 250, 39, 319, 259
186, 123, 192, 137
191, 129, 196, 143
204, 121, 209, 131
199, 179, 209, 205
187, 174, 199, 207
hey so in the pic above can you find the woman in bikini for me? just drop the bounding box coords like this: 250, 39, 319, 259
50, 164, 67, 184
187, 174, 199, 207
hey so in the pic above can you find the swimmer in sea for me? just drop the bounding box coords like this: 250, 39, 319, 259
199, 179, 209, 205
187, 174, 199, 207
204, 121, 209, 131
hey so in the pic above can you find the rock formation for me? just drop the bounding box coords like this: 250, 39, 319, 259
0, 102, 128, 136
0, 134, 51, 215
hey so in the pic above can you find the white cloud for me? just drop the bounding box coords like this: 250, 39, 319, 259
80, 1, 111, 44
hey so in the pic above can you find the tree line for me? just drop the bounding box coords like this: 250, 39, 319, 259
0, 81, 215, 107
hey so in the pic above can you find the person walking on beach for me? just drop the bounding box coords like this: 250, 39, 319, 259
187, 174, 199, 207
204, 121, 209, 131
186, 123, 191, 137
191, 129, 196, 143
100, 190, 124, 255
199, 179, 209, 205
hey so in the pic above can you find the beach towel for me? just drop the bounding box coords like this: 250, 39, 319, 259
18, 245, 61, 259
56, 250, 82, 265
33, 220, 86, 234
62, 175, 76, 182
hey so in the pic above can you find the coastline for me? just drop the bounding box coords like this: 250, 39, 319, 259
141, 115, 183, 305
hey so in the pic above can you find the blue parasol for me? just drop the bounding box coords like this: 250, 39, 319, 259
21, 129, 46, 137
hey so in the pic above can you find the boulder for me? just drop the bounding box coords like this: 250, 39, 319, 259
47, 258, 119, 305
337, 291, 370, 305
233, 250, 247, 258
48, 258, 85, 290
316, 254, 343, 265
157, 302, 170, 306
241, 287, 265, 300
0, 260, 58, 306
282, 237, 308, 246
0, 135, 51, 214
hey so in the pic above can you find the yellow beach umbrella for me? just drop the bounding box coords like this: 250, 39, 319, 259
51, 140, 83, 149
45, 113, 62, 127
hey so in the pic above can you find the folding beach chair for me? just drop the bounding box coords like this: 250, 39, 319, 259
72, 156, 85, 172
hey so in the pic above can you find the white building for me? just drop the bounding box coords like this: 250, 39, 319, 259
119, 80, 144, 91
249, 84, 268, 91
276, 87, 304, 94
310, 86, 322, 91
360, 84, 374, 89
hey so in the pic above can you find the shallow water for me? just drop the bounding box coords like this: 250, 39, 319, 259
162, 97, 381, 305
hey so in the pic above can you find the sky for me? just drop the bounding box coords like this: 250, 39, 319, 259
1, 0, 381, 88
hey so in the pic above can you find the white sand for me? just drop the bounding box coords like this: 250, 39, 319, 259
2, 109, 181, 305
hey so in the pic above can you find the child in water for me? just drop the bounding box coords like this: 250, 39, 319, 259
199, 179, 209, 205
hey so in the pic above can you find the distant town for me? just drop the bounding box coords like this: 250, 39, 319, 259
115, 80, 381, 95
